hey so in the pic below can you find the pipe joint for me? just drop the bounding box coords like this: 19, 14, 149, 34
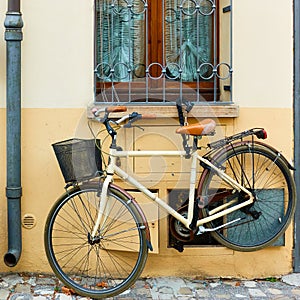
4, 12, 23, 28
4, 12, 23, 41
6, 186, 22, 199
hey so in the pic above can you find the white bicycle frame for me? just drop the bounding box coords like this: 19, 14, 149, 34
91, 147, 254, 238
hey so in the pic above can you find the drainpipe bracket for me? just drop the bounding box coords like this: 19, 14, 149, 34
6, 186, 22, 199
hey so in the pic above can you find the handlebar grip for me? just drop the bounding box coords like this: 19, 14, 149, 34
106, 106, 127, 113
142, 114, 156, 119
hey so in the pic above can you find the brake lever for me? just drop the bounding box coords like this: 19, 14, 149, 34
123, 112, 142, 128
123, 120, 144, 130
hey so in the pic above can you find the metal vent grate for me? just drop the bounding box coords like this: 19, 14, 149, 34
22, 214, 36, 229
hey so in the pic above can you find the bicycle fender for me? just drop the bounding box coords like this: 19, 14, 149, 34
110, 184, 154, 251
254, 141, 295, 170
197, 139, 295, 203
206, 140, 295, 171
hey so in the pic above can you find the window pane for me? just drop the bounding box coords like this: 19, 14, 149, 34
96, 0, 146, 82
165, 0, 213, 82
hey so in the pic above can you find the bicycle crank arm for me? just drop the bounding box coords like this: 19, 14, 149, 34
196, 218, 242, 235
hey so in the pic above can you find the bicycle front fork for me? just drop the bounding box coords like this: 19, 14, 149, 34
91, 174, 113, 239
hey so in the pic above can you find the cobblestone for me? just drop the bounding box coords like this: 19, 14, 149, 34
0, 273, 300, 299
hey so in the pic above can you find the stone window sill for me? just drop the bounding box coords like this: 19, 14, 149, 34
87, 104, 239, 119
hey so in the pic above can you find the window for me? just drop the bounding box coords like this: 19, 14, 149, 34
95, 0, 232, 103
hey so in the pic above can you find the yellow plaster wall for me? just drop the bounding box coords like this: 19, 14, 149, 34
0, 107, 294, 278
233, 0, 293, 108
0, 108, 85, 273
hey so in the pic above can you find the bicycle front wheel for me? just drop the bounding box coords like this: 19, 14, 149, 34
44, 183, 149, 298
199, 143, 296, 251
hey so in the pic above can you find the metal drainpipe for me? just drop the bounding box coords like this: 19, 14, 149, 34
3, 0, 23, 267
294, 0, 300, 272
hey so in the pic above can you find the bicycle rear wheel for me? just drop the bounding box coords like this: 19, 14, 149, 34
199, 143, 296, 251
44, 183, 149, 298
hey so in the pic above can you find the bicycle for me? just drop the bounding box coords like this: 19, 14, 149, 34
45, 102, 296, 299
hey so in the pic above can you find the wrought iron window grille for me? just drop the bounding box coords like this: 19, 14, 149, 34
94, 0, 233, 104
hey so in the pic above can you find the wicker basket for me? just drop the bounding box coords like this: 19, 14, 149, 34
52, 138, 102, 183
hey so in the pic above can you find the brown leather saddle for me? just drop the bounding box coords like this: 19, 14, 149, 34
176, 119, 216, 136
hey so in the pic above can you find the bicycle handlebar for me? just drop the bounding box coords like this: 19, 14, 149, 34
91, 106, 156, 128
91, 106, 156, 146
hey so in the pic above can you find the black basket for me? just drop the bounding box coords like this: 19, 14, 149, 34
52, 138, 102, 183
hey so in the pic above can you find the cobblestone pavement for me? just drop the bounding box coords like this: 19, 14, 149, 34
1, 273, 300, 300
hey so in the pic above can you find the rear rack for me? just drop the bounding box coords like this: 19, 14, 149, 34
208, 128, 267, 150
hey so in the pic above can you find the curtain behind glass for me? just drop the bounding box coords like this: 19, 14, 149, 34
165, 0, 212, 81
96, 0, 146, 82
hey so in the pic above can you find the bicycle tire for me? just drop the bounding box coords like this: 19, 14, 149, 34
198, 143, 296, 251
44, 183, 149, 298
